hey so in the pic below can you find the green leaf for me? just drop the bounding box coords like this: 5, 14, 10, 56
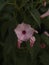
0, 41, 4, 46
20, 0, 29, 9
16, 0, 29, 8
28, 8, 41, 28
41, 34, 49, 46
26, 35, 40, 62
1, 22, 9, 39
23, 9, 40, 29
42, 17, 49, 30
0, 0, 7, 11
3, 29, 17, 65
40, 51, 49, 65
7, 0, 15, 3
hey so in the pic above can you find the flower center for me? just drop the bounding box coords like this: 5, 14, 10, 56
22, 30, 26, 34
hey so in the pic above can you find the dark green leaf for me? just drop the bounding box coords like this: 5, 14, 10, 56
41, 34, 49, 46
28, 9, 41, 28
40, 51, 49, 65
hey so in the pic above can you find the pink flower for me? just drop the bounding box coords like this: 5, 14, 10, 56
14, 23, 38, 48
40, 9, 49, 18
44, 31, 49, 37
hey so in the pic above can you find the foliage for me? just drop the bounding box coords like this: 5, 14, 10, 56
0, 0, 49, 65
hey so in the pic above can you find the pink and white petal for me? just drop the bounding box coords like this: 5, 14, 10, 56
15, 23, 31, 32
26, 28, 38, 40
25, 33, 33, 41
14, 23, 27, 32
44, 31, 49, 37
14, 29, 22, 39
19, 23, 30, 30
40, 9, 49, 18
25, 28, 34, 38
30, 36, 36, 47
32, 28, 38, 34
16, 33, 26, 41
21, 23, 32, 31
17, 39, 22, 48
26, 28, 33, 36
19, 23, 25, 30
25, 24, 32, 30
14, 24, 23, 32
22, 35, 30, 41
20, 35, 27, 41
14, 29, 26, 41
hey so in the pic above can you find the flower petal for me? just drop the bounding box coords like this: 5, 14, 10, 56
44, 31, 49, 37
40, 9, 49, 18
32, 28, 38, 34
17, 39, 22, 48
30, 36, 36, 47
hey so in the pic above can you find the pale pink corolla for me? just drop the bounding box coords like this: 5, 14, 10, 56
44, 31, 49, 37
14, 23, 38, 48
40, 9, 49, 18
